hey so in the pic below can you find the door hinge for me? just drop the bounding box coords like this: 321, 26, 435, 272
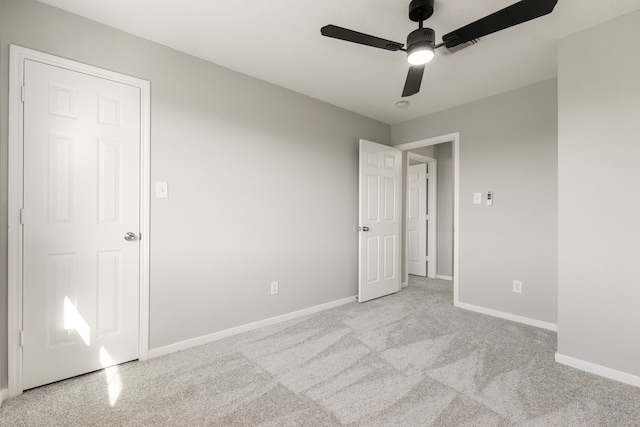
20, 208, 25, 225
19, 330, 24, 347
21, 85, 25, 102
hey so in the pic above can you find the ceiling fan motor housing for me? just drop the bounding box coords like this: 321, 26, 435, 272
407, 27, 435, 50
409, 0, 434, 22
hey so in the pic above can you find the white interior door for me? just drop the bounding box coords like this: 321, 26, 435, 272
407, 163, 427, 277
22, 59, 141, 389
358, 140, 401, 302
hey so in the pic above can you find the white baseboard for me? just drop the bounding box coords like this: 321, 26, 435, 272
455, 301, 557, 332
149, 295, 357, 359
401, 281, 408, 288
0, 388, 9, 407
555, 353, 640, 388
436, 275, 453, 281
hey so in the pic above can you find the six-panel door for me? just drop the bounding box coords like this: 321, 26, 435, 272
22, 59, 141, 389
358, 140, 401, 302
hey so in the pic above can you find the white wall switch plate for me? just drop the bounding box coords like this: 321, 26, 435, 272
270, 281, 279, 295
155, 181, 168, 198
473, 193, 482, 204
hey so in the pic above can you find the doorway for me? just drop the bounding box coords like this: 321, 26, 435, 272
8, 46, 151, 397
406, 153, 437, 279
396, 133, 460, 303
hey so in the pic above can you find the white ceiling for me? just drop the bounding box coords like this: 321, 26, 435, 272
37, 0, 640, 124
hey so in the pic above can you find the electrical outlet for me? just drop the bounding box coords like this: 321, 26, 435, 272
270, 281, 279, 295
513, 280, 523, 294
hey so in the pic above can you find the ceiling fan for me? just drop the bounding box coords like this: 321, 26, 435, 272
321, 0, 558, 97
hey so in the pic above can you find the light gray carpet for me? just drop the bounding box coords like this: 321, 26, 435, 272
2, 277, 640, 426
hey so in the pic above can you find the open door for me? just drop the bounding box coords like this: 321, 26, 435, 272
358, 140, 401, 302
407, 163, 427, 277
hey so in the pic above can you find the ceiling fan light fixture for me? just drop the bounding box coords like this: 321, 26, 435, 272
407, 44, 434, 65
406, 27, 435, 65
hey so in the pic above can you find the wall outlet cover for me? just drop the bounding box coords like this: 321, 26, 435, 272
513, 280, 523, 294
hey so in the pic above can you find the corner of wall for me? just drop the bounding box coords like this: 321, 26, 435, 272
0, 388, 9, 406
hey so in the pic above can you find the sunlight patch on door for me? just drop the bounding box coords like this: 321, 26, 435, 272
63, 296, 91, 345
100, 346, 123, 406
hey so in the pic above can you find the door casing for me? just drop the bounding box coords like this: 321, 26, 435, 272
7, 45, 151, 397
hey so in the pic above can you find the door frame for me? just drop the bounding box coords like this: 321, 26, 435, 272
396, 133, 460, 304
406, 153, 437, 279
7, 45, 151, 397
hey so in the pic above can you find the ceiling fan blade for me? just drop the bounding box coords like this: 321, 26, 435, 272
402, 65, 425, 97
442, 0, 558, 48
321, 25, 404, 52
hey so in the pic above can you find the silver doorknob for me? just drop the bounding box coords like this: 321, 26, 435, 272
124, 232, 137, 241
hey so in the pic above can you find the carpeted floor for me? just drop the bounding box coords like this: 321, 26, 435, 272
2, 277, 640, 426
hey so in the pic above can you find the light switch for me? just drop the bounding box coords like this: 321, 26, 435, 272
156, 181, 168, 198
473, 193, 482, 205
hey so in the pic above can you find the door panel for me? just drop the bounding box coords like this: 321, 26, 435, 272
407, 163, 427, 276
22, 59, 141, 389
358, 140, 401, 302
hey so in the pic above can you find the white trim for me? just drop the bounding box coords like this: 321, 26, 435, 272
149, 295, 357, 359
7, 45, 151, 397
427, 161, 437, 278
455, 301, 558, 331
436, 275, 453, 281
7, 46, 25, 400
396, 133, 460, 305
138, 63, 151, 363
397, 133, 460, 151
0, 388, 9, 407
555, 353, 640, 388
406, 152, 434, 164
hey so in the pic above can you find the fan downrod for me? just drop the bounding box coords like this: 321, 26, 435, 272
409, 0, 434, 22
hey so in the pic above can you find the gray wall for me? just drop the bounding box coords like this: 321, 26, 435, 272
392, 79, 558, 325
557, 10, 640, 377
0, 0, 390, 386
434, 142, 453, 277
